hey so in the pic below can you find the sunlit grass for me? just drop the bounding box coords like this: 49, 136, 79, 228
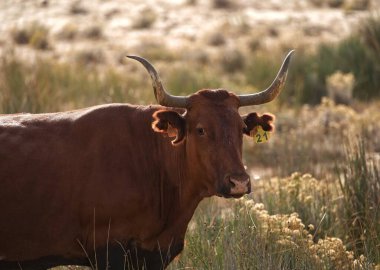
0, 54, 154, 114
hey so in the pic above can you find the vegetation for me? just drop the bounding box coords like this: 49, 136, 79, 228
168, 142, 380, 269
0, 54, 151, 114
132, 7, 157, 29
11, 22, 50, 50
1, 11, 380, 270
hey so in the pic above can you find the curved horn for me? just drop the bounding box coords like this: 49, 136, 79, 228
127, 55, 188, 108
238, 50, 294, 107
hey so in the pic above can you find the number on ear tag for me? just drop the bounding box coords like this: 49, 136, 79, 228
251, 126, 271, 143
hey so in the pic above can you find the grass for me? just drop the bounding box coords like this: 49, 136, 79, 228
337, 140, 380, 263
0, 54, 152, 114
169, 141, 379, 269
1, 14, 380, 269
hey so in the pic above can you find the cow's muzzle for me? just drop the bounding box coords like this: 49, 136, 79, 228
227, 173, 251, 197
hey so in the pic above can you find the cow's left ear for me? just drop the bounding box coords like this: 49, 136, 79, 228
152, 110, 186, 145
242, 112, 275, 136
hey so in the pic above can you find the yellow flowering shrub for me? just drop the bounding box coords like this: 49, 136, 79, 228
239, 197, 371, 270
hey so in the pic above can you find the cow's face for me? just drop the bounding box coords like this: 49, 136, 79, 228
130, 51, 291, 197
152, 89, 274, 198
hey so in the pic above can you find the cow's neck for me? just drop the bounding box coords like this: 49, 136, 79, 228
159, 140, 204, 215
146, 139, 205, 250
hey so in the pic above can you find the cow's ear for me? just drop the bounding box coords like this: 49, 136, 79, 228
242, 112, 275, 136
152, 110, 186, 145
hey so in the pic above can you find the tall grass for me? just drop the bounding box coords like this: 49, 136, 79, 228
169, 140, 379, 269
337, 140, 380, 263
0, 55, 152, 114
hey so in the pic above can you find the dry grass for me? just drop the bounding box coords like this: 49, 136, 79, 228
170, 162, 379, 269
1, 15, 380, 268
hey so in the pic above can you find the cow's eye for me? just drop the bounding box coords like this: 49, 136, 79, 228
196, 127, 205, 136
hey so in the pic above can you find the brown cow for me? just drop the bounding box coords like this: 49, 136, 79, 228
0, 51, 293, 270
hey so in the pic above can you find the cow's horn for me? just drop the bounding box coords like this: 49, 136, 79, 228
238, 50, 294, 107
127, 55, 188, 108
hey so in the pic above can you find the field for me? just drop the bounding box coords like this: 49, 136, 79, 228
1, 0, 380, 269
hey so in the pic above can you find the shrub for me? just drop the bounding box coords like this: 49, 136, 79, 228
83, 25, 103, 40
132, 8, 157, 29
212, 0, 233, 9
344, 0, 370, 10
207, 32, 226, 47
69, 1, 88, 15
326, 71, 355, 105
327, 0, 345, 8
11, 28, 30, 45
57, 23, 78, 41
220, 49, 245, 73
75, 50, 105, 66
11, 23, 51, 50
169, 195, 373, 269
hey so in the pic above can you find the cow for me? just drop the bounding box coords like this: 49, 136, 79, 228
0, 50, 293, 270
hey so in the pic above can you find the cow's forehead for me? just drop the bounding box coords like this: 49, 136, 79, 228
185, 89, 242, 127
187, 89, 240, 110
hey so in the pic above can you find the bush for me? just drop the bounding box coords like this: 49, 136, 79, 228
326, 71, 355, 105
69, 1, 88, 15
327, 0, 345, 8
132, 8, 157, 29
57, 23, 78, 41
11, 23, 51, 50
220, 49, 245, 73
83, 25, 103, 40
75, 50, 105, 65
344, 0, 370, 10
169, 193, 373, 269
207, 32, 226, 47
212, 0, 233, 9
247, 139, 380, 265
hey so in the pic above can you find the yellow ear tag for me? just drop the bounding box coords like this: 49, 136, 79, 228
251, 126, 271, 143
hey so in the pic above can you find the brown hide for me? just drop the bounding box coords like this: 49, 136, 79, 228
0, 91, 274, 269
0, 104, 190, 266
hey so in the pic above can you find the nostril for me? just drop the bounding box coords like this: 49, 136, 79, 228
229, 178, 237, 187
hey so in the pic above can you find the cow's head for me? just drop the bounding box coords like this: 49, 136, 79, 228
128, 51, 293, 198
